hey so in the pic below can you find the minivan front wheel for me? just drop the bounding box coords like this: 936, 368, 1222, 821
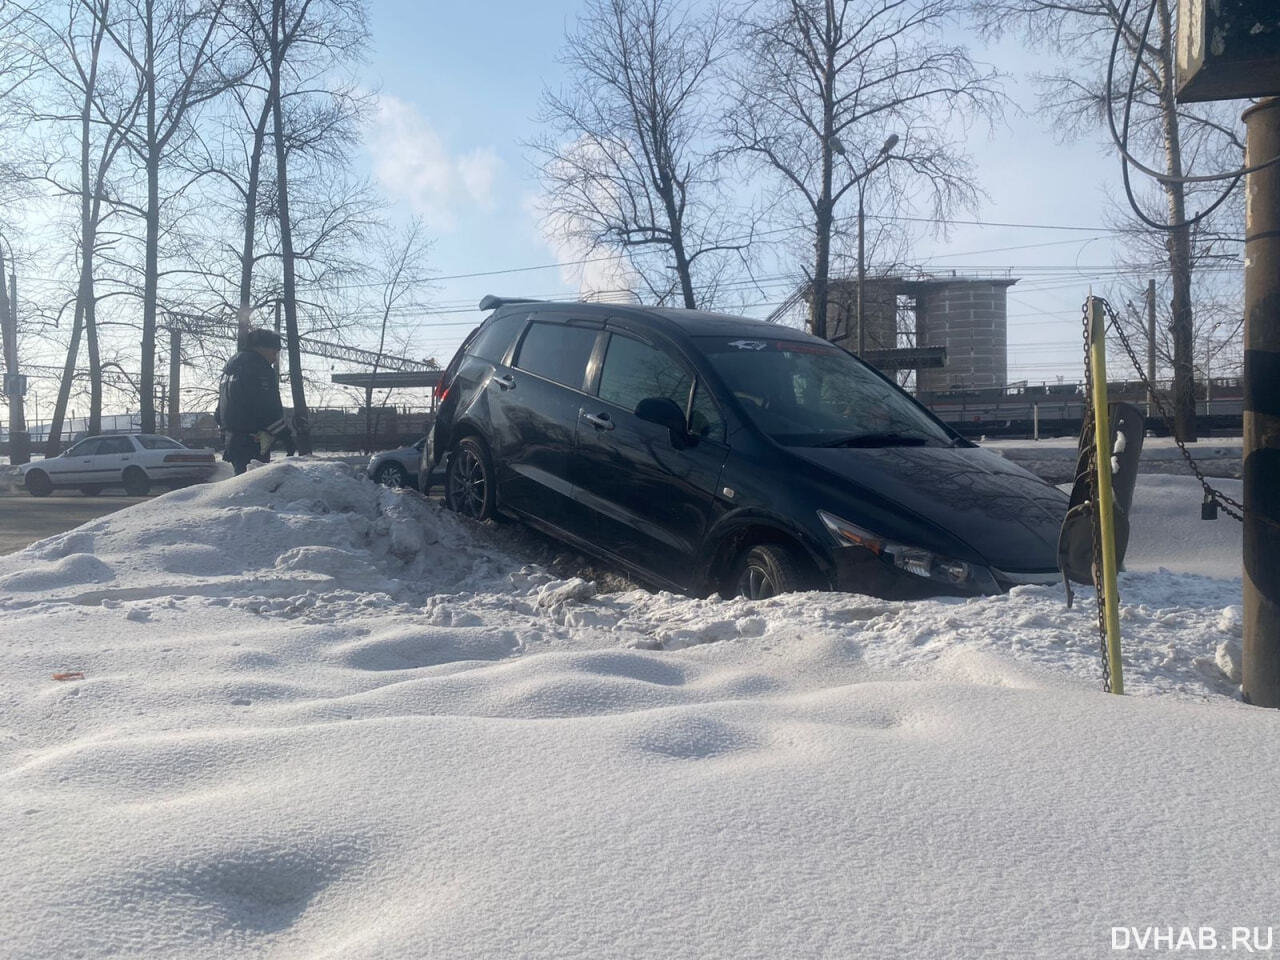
444, 437, 496, 521
731, 543, 809, 600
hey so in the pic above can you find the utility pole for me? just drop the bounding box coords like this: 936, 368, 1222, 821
1146, 278, 1157, 417
1241, 98, 1280, 707
0, 240, 30, 465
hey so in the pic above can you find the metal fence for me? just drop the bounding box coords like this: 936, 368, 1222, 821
2, 406, 435, 456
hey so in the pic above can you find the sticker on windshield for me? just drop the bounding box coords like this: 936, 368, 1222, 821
727, 339, 768, 350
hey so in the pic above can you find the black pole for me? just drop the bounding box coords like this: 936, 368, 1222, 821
1241, 98, 1280, 707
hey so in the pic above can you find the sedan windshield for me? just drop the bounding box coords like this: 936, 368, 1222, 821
697, 336, 953, 447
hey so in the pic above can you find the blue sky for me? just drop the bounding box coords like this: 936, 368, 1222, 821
355, 0, 1196, 383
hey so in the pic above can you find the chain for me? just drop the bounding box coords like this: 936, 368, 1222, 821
1080, 299, 1112, 694
1093, 297, 1243, 522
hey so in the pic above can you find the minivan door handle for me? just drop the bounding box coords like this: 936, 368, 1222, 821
493, 374, 515, 391
581, 410, 615, 431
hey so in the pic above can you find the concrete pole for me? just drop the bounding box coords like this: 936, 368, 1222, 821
168, 328, 181, 440
1241, 98, 1280, 707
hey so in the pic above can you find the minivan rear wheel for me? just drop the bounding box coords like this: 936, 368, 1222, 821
444, 437, 496, 521
731, 543, 809, 600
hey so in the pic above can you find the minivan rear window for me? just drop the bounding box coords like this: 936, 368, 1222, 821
470, 312, 526, 364
515, 322, 598, 390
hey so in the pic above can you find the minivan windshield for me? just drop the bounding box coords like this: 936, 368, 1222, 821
696, 336, 954, 448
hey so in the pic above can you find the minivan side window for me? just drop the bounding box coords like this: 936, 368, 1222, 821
597, 333, 692, 414
470, 312, 526, 365
514, 321, 598, 390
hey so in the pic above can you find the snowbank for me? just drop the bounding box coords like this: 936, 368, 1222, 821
0, 460, 1271, 959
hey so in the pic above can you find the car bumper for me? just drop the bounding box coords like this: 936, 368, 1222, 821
827, 548, 1002, 601
149, 466, 218, 482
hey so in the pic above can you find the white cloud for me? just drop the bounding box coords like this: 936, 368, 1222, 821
457, 148, 500, 207
530, 200, 639, 303
524, 139, 641, 303
365, 96, 500, 230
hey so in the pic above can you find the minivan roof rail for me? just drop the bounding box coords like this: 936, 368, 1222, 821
478, 295, 542, 311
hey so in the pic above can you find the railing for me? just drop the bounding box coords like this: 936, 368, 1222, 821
2, 406, 436, 455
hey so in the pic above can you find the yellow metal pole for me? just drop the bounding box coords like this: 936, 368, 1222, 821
1088, 296, 1124, 694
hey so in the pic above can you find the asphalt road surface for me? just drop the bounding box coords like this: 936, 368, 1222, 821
0, 494, 149, 556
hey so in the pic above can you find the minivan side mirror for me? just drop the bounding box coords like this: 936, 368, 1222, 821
635, 397, 692, 449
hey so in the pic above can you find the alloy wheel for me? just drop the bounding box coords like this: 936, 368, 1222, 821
446, 446, 489, 519
737, 563, 778, 600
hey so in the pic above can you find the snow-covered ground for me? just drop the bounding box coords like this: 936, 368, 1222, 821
1, 461, 1274, 959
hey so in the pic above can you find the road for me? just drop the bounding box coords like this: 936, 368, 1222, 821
0, 494, 149, 556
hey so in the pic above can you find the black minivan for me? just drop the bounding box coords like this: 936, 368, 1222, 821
422, 296, 1068, 601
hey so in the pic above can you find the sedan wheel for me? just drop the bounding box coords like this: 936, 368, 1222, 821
374, 462, 409, 488
24, 470, 53, 498
122, 467, 151, 497
732, 544, 809, 600
444, 437, 495, 521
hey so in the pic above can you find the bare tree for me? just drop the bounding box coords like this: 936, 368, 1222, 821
969, 0, 1245, 440
94, 0, 234, 435
533, 0, 748, 308
360, 218, 430, 452
213, 0, 365, 342
241, 0, 369, 454
17, 0, 147, 453
728, 0, 1003, 340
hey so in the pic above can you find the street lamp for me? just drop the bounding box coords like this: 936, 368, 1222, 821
857, 134, 900, 358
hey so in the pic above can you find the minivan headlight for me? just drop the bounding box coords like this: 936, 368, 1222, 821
817, 510, 998, 593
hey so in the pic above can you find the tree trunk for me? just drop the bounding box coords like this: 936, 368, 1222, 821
660, 187, 696, 309
270, 0, 310, 455
809, 7, 837, 342
811, 203, 832, 340
44, 301, 85, 457
82, 4, 104, 438
237, 97, 272, 339
1155, 0, 1196, 441
139, 0, 159, 435
168, 327, 181, 438
86, 276, 101, 436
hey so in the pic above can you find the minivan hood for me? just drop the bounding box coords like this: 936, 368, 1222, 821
789, 444, 1068, 571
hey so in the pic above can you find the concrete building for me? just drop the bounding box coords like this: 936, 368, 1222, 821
812, 274, 1017, 393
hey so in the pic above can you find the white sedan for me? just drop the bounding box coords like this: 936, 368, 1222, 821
20, 434, 218, 497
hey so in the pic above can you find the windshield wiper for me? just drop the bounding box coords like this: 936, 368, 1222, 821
818, 431, 931, 448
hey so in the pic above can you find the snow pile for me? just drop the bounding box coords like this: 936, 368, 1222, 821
1, 460, 1273, 960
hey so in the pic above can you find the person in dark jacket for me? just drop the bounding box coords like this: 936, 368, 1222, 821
216, 329, 293, 475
